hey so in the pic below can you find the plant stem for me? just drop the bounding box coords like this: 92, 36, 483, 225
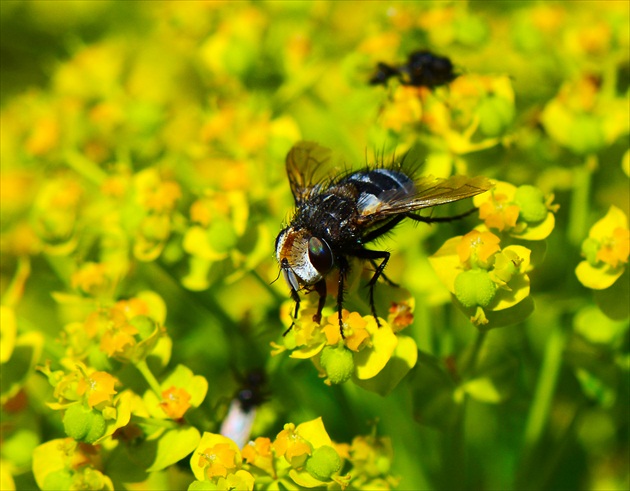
441, 329, 487, 490
136, 359, 163, 397
130, 414, 181, 430
65, 149, 108, 185
516, 319, 567, 489
568, 155, 596, 246
461, 330, 487, 378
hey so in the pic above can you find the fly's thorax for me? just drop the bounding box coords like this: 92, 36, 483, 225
346, 168, 415, 215
275, 227, 334, 288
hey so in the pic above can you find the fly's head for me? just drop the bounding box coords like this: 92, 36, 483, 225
275, 226, 334, 295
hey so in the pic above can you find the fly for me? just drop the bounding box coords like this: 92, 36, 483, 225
276, 141, 492, 336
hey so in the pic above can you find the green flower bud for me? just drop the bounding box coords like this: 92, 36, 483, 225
130, 315, 156, 340
42, 469, 74, 491
320, 345, 354, 384
140, 214, 170, 240
305, 445, 342, 482
83, 412, 107, 443
375, 454, 392, 475
568, 114, 604, 155
514, 185, 547, 223
454, 269, 498, 308
206, 217, 237, 254
477, 95, 515, 137
581, 237, 601, 266
63, 404, 107, 444
491, 250, 522, 284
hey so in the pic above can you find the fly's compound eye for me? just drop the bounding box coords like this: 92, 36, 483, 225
308, 237, 334, 274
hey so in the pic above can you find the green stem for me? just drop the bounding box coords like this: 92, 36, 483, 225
130, 414, 181, 430
1, 256, 31, 308
568, 155, 596, 246
516, 320, 566, 489
523, 323, 566, 449
535, 403, 586, 491
135, 359, 163, 397
441, 329, 487, 490
461, 330, 487, 378
64, 149, 108, 185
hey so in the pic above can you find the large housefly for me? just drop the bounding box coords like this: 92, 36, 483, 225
275, 141, 492, 335
370, 50, 457, 89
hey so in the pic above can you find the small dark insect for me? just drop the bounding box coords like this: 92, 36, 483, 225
220, 370, 267, 447
369, 50, 457, 89
275, 141, 493, 336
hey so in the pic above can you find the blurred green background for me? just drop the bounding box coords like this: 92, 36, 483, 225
1, 1, 628, 490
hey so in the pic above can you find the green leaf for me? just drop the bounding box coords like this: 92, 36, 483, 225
0, 332, 43, 404
188, 480, 218, 491
565, 336, 620, 407
143, 427, 201, 472
593, 271, 630, 320
409, 351, 458, 430
454, 295, 535, 331
574, 305, 629, 346
353, 335, 418, 396
456, 346, 519, 404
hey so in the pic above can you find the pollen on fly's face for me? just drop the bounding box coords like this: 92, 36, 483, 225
369, 50, 458, 89
275, 141, 493, 337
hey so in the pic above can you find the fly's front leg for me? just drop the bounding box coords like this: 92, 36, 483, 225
282, 288, 301, 337
312, 279, 327, 324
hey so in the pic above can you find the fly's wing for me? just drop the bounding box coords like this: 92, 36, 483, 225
357, 174, 493, 224
220, 399, 257, 449
286, 141, 337, 205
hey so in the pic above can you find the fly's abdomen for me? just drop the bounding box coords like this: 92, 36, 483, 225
345, 169, 415, 215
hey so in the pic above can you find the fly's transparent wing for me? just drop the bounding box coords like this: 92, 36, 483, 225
358, 175, 493, 223
220, 400, 257, 449
285, 141, 338, 205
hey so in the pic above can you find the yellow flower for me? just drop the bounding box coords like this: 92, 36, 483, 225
380, 86, 423, 132
576, 206, 629, 289
98, 308, 139, 357
215, 470, 255, 491
475, 182, 520, 232
350, 434, 394, 479
456, 230, 501, 267
596, 227, 629, 269
478, 192, 520, 232
71, 263, 111, 297
159, 386, 192, 420
322, 310, 370, 352
76, 371, 117, 408
272, 423, 313, 467
198, 443, 239, 479
242, 437, 274, 476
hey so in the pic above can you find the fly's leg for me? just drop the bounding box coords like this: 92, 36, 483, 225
336, 257, 350, 338
282, 288, 301, 336
369, 259, 399, 287
313, 279, 327, 324
351, 248, 391, 327
406, 207, 477, 223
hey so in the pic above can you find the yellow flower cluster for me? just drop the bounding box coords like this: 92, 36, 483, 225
190, 417, 395, 490
272, 306, 417, 391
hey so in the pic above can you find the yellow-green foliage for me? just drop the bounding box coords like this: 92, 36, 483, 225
1, 2, 628, 490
